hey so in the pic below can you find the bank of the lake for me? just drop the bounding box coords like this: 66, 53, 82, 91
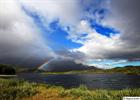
0, 78, 140, 100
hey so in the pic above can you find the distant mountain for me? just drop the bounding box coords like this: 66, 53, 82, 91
38, 58, 98, 72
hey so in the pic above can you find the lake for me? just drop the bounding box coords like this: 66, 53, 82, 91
18, 73, 140, 90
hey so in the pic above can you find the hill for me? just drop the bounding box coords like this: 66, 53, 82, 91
109, 66, 140, 75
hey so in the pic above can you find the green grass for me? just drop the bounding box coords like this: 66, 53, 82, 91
0, 78, 140, 100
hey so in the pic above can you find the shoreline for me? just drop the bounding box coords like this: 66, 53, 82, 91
0, 75, 17, 77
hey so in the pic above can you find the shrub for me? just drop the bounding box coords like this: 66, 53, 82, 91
0, 64, 16, 75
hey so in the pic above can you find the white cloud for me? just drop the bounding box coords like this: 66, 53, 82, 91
69, 20, 122, 60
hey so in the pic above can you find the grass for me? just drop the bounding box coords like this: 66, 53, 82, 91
0, 78, 38, 100
0, 78, 140, 100
61, 86, 140, 100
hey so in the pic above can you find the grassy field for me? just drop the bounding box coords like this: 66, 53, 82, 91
0, 78, 140, 100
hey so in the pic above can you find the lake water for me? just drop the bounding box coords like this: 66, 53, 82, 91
18, 73, 140, 90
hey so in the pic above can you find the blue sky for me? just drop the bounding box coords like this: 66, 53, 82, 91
89, 19, 119, 37
47, 23, 82, 50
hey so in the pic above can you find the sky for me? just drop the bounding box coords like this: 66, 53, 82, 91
0, 0, 140, 68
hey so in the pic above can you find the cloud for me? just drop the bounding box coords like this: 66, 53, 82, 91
19, 0, 82, 27
110, 0, 140, 47
0, 0, 56, 66
69, 0, 140, 61
69, 20, 121, 59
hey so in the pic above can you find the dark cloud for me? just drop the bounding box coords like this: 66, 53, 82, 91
111, 0, 140, 45
106, 0, 140, 59
106, 50, 140, 59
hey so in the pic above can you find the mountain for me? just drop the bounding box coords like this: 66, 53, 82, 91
38, 58, 98, 72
